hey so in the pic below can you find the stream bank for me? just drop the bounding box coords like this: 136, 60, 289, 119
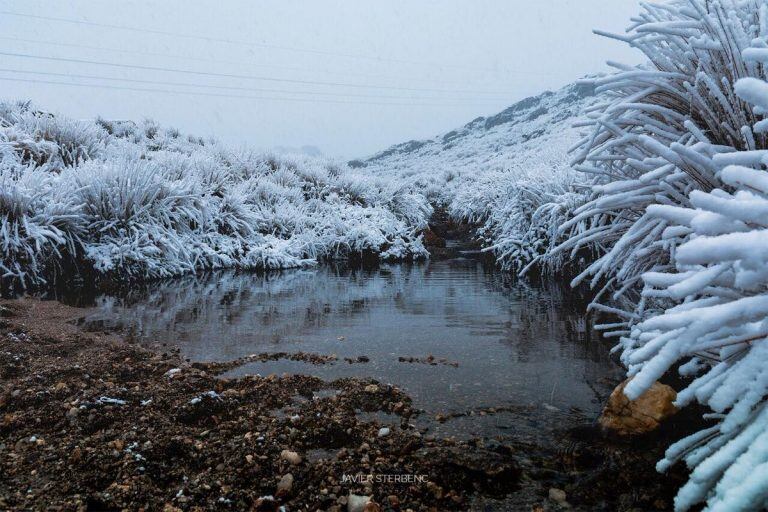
0, 298, 692, 511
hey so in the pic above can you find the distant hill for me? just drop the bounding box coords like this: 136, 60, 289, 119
350, 81, 598, 181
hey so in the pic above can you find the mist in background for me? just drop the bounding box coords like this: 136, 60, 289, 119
0, 0, 642, 158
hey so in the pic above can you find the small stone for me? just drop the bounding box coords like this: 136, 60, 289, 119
377, 427, 390, 438
245, 454, 254, 464
387, 495, 400, 508
363, 502, 381, 512
280, 449, 302, 465
549, 487, 567, 504
364, 384, 379, 393
276, 473, 294, 497
427, 482, 443, 499
347, 494, 372, 512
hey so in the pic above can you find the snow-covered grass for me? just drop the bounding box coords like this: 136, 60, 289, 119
558, 1, 768, 510
0, 104, 430, 288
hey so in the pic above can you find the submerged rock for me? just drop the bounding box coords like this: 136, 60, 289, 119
599, 378, 677, 435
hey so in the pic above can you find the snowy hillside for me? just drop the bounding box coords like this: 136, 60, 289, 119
353, 81, 597, 192
354, 81, 601, 269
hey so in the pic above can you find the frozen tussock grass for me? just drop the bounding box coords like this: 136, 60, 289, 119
561, 1, 768, 510
450, 164, 590, 272
0, 107, 429, 287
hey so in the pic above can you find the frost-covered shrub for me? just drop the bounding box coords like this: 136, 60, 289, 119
448, 150, 592, 272
13, 111, 108, 169
0, 104, 430, 287
560, 1, 768, 510
0, 161, 82, 286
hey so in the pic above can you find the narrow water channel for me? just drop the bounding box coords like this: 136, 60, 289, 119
68, 257, 621, 440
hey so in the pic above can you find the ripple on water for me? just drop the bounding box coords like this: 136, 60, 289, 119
71, 259, 622, 437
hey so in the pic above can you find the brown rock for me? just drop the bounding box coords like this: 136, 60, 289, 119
599, 378, 677, 435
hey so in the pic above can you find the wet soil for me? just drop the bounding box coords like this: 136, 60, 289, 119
0, 298, 692, 511
421, 207, 487, 261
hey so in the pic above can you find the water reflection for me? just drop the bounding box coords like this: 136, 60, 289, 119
73, 259, 620, 417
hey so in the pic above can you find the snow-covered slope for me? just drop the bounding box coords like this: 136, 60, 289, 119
352, 82, 596, 186
353, 82, 601, 269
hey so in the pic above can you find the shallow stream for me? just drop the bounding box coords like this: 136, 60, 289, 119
68, 257, 621, 440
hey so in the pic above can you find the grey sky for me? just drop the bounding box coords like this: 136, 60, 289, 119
0, 1, 642, 158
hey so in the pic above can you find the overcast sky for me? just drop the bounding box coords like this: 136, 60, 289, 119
0, 1, 642, 158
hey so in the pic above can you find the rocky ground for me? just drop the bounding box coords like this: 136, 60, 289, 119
0, 298, 692, 511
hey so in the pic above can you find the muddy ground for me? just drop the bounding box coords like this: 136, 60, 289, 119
0, 298, 691, 511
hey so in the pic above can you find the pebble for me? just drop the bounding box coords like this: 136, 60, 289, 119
377, 427, 390, 438
549, 487, 568, 505
347, 494, 371, 512
276, 473, 294, 496
364, 384, 379, 393
280, 449, 302, 465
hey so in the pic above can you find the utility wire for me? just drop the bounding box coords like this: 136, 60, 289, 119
0, 34, 522, 88
0, 50, 514, 96
0, 67, 507, 103
0, 74, 504, 108
0, 9, 524, 74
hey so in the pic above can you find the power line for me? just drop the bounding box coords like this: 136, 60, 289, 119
0, 35, 489, 87
0, 50, 514, 96
0, 67, 507, 103
0, 9, 518, 74
0, 74, 505, 108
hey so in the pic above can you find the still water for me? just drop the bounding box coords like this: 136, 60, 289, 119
71, 258, 620, 430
